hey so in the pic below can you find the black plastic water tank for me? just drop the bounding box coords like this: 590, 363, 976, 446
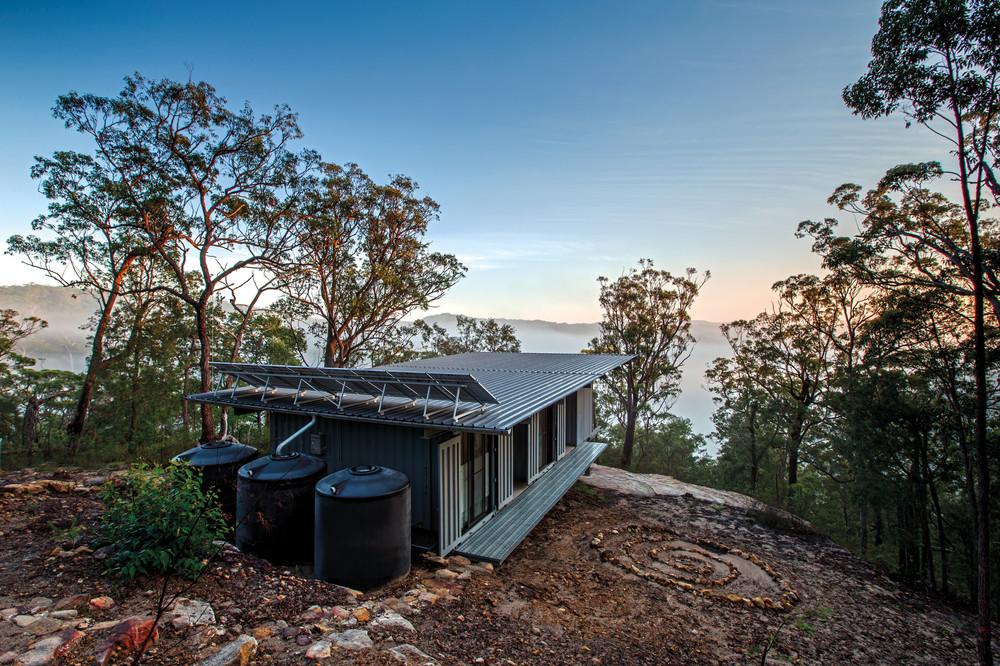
314, 465, 411, 590
235, 452, 327, 564
172, 440, 259, 522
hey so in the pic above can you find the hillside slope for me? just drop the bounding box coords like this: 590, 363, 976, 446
0, 465, 990, 665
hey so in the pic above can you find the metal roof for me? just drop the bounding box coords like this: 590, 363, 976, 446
210, 362, 499, 406
187, 352, 633, 434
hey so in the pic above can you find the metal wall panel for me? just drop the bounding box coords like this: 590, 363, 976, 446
438, 435, 462, 554
577, 385, 594, 443
269, 413, 435, 530
527, 412, 541, 482
498, 433, 514, 507
556, 400, 566, 459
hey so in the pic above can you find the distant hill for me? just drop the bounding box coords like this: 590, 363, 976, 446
0, 286, 729, 437
0, 285, 94, 372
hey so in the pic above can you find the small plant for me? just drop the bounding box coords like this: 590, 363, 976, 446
813, 606, 833, 621
100, 462, 227, 581
794, 618, 815, 634
49, 516, 86, 543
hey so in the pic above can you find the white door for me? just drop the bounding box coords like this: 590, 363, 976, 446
438, 435, 462, 555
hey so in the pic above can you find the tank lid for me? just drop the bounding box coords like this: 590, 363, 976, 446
172, 440, 258, 467
315, 466, 410, 500
238, 452, 326, 482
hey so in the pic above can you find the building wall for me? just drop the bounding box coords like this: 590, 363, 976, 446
268, 381, 598, 552
269, 414, 439, 530
576, 385, 594, 444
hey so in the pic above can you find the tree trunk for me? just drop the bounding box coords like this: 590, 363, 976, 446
955, 124, 992, 665
324, 322, 340, 368
21, 395, 40, 456
66, 287, 121, 455
196, 304, 216, 443
621, 402, 637, 469
786, 409, 804, 500
928, 474, 950, 598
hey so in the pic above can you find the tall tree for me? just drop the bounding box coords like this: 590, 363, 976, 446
587, 260, 707, 468
8, 124, 177, 451
281, 162, 465, 368
108, 74, 310, 443
843, 2, 1000, 658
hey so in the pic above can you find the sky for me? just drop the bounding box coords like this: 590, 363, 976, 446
0, 0, 944, 324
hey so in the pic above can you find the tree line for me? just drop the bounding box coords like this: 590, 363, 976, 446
0, 74, 519, 461
587, 2, 999, 662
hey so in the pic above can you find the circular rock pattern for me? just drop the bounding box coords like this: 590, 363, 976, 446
591, 524, 800, 612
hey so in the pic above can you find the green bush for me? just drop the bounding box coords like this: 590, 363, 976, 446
100, 462, 227, 581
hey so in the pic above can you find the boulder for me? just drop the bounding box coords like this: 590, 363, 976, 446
196, 635, 257, 666
324, 629, 372, 650
48, 611, 77, 620
370, 611, 415, 633
52, 595, 88, 611
16, 628, 84, 666
26, 618, 64, 636
89, 596, 115, 611
168, 598, 216, 628
12, 615, 38, 628
26, 598, 52, 612
389, 644, 438, 665
95, 616, 158, 666
305, 640, 331, 660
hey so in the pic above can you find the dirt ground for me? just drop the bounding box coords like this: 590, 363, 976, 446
0, 466, 992, 665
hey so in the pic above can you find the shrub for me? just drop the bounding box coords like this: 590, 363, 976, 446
100, 462, 227, 581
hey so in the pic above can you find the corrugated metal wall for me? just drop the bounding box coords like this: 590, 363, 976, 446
556, 400, 566, 459
498, 432, 513, 507
437, 435, 462, 554
527, 412, 541, 481
269, 414, 436, 530
576, 385, 594, 443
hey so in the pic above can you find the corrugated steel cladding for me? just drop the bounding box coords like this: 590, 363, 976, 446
270, 415, 442, 530
192, 352, 632, 434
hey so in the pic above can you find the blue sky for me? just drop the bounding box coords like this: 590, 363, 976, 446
0, 0, 942, 323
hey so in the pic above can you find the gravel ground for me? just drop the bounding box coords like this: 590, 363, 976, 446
0, 466, 993, 665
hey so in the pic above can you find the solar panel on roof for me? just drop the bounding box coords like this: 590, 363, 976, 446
211, 362, 499, 407
189, 353, 634, 433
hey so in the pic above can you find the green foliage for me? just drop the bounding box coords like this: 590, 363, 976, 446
598, 413, 710, 484
280, 161, 466, 368
99, 463, 227, 581
588, 259, 708, 467
406, 315, 521, 360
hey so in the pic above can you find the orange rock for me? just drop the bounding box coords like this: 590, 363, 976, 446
352, 607, 371, 623
89, 596, 115, 610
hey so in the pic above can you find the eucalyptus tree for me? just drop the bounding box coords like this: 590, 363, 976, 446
587, 259, 707, 468
281, 162, 465, 368
8, 105, 179, 451
0, 310, 47, 443
707, 354, 783, 493
115, 74, 311, 443
841, 2, 1000, 657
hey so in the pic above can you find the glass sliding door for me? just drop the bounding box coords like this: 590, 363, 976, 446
461, 433, 494, 532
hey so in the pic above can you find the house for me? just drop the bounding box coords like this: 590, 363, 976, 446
186, 351, 634, 564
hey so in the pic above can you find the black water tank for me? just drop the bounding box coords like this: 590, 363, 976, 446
172, 441, 259, 522
314, 466, 411, 590
236, 453, 327, 564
